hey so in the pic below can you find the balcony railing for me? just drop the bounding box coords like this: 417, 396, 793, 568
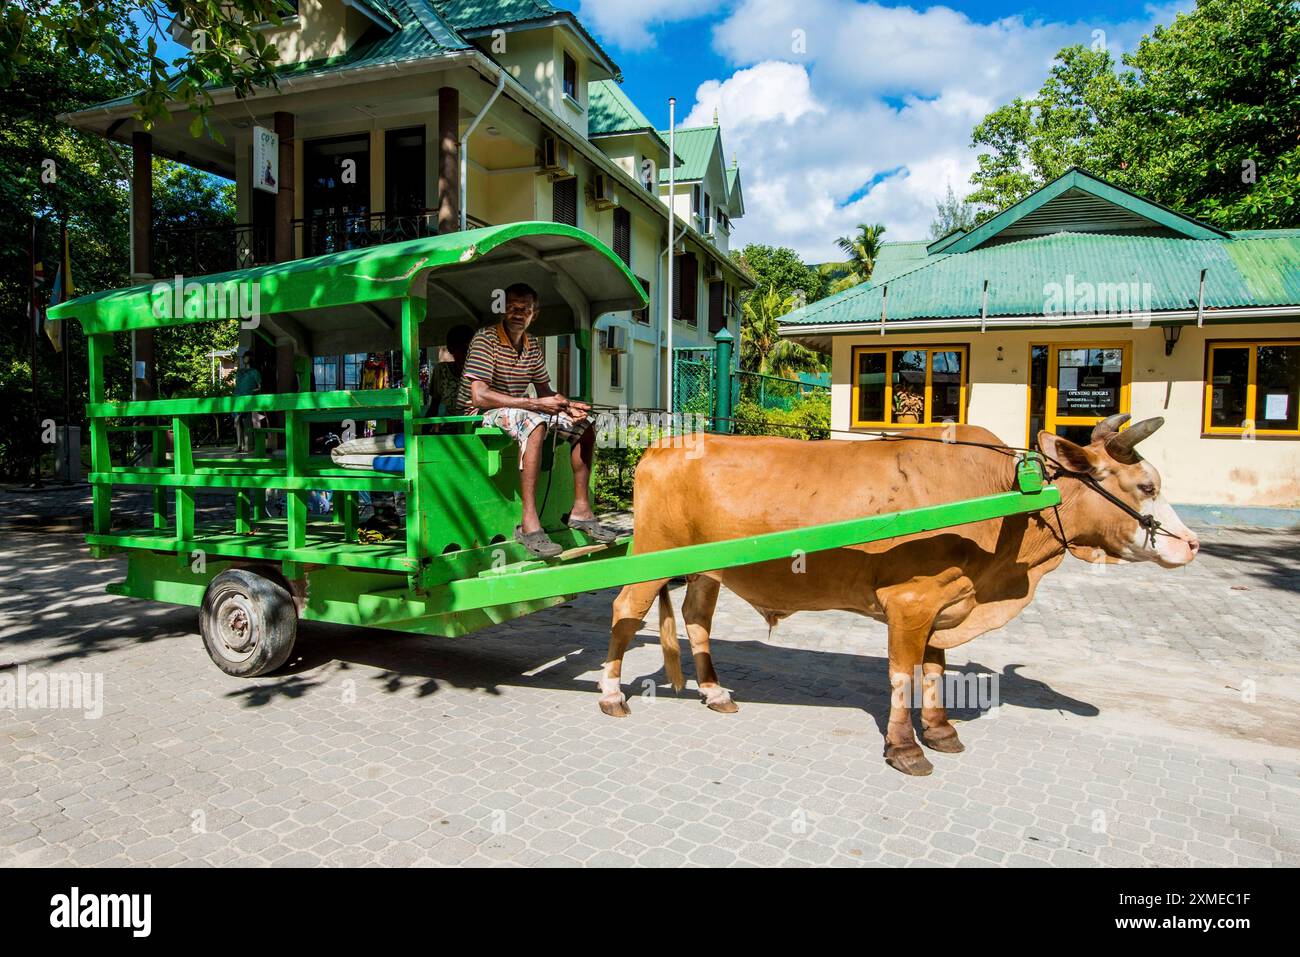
153, 209, 493, 277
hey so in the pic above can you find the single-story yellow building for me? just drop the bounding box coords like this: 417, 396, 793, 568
779, 168, 1300, 509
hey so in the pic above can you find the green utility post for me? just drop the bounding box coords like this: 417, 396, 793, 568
712, 326, 734, 433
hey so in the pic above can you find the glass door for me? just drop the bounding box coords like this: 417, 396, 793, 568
1029, 342, 1130, 447
303, 134, 371, 256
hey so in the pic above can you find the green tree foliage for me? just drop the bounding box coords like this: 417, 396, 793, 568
731, 243, 829, 376
967, 0, 1300, 229
1, 9, 238, 478
732, 243, 828, 305
929, 183, 979, 239
3, 0, 292, 138
831, 222, 887, 291
739, 287, 824, 378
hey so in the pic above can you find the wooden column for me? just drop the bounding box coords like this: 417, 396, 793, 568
131, 130, 155, 400
437, 87, 460, 233
273, 111, 295, 262
274, 111, 297, 401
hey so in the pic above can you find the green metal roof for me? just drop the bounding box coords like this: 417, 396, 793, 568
657, 126, 722, 184
780, 230, 1300, 329
587, 79, 670, 152
945, 168, 1228, 254
346, 0, 403, 30
780, 169, 1295, 333
433, 0, 622, 80
869, 241, 930, 284
48, 222, 648, 336
78, 0, 470, 112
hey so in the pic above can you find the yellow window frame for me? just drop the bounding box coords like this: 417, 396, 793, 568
849, 344, 969, 428
1203, 339, 1300, 437
1037, 341, 1131, 439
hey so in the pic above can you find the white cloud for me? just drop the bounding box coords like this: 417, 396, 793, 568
681, 0, 1193, 260
575, 0, 715, 50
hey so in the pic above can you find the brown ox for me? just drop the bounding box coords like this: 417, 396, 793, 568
599, 416, 1199, 776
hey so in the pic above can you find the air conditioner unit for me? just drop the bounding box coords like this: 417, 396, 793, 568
591, 173, 619, 210
540, 135, 574, 177
601, 325, 628, 353
703, 260, 723, 283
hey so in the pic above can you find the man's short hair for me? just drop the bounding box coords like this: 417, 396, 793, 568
504, 282, 539, 304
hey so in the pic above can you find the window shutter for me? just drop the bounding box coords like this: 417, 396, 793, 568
552, 177, 577, 226
676, 254, 698, 325
613, 208, 631, 266
708, 281, 725, 333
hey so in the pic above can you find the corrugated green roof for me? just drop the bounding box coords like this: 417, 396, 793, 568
349, 0, 403, 30
870, 241, 930, 284
657, 126, 721, 183
433, 0, 621, 80
78, 0, 469, 110
433, 0, 558, 31
587, 79, 669, 152
780, 231, 1300, 328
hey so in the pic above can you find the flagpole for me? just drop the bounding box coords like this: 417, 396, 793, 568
60, 219, 72, 485
666, 97, 676, 414
28, 217, 43, 489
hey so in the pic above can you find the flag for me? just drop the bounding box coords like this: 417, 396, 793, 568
45, 228, 73, 352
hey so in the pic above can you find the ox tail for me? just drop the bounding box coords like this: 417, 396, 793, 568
657, 583, 684, 692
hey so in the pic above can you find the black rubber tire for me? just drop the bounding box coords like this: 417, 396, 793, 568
199, 569, 297, 677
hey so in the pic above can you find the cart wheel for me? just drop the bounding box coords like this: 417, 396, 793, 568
200, 569, 297, 677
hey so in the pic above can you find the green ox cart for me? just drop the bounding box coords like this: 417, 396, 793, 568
47, 222, 1060, 679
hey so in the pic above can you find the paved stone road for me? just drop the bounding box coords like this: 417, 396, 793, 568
2, 486, 1298, 866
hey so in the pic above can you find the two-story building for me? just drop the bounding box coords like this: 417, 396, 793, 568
59, 0, 751, 409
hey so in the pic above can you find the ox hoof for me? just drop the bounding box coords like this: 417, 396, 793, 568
920, 725, 965, 753
599, 693, 631, 718
884, 743, 934, 777
699, 687, 739, 714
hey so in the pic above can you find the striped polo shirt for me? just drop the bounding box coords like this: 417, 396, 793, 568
457, 322, 549, 414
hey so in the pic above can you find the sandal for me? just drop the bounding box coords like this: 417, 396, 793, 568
515, 524, 562, 558
567, 516, 620, 544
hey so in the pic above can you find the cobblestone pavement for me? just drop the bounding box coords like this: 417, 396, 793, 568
2, 485, 1299, 867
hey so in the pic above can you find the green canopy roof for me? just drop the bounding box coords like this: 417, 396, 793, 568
49, 222, 648, 350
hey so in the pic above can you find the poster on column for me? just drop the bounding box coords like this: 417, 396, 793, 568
253, 126, 279, 194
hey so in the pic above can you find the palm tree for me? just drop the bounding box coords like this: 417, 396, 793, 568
832, 222, 887, 292
740, 287, 824, 378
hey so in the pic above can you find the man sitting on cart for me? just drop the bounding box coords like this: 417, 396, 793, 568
457, 282, 618, 558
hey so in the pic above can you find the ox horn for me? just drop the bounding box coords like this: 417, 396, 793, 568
1104, 416, 1164, 461
1090, 413, 1131, 443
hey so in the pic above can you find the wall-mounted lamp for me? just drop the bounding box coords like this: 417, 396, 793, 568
995, 345, 1004, 362
1162, 325, 1181, 356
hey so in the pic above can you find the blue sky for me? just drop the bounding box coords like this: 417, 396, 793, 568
134, 1, 1191, 259
576, 0, 1192, 258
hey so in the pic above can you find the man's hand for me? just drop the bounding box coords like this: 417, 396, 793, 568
534, 394, 570, 414
564, 397, 591, 422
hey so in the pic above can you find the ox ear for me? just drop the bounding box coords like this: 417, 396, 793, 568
1037, 431, 1101, 475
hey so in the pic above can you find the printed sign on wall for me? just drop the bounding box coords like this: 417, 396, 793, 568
253, 126, 279, 194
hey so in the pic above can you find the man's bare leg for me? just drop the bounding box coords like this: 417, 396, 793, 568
569, 426, 597, 522
520, 422, 548, 534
